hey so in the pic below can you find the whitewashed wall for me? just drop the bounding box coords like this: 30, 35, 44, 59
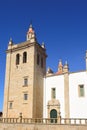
69, 71, 87, 118
43, 75, 65, 118
43, 71, 87, 118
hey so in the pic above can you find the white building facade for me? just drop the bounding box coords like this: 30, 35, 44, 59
43, 61, 87, 119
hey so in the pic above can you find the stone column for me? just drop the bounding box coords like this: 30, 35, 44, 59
64, 73, 70, 118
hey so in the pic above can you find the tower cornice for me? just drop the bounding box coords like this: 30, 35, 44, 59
6, 40, 47, 57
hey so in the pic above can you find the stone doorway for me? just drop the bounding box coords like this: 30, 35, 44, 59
50, 109, 57, 123
47, 99, 61, 123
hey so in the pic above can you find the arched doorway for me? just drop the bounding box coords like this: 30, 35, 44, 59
50, 109, 57, 123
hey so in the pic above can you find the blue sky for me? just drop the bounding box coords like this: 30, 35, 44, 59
0, 0, 87, 111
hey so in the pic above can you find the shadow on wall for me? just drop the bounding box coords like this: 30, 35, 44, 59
0, 112, 3, 117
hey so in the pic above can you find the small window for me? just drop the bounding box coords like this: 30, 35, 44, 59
78, 85, 85, 97
24, 78, 28, 86
41, 57, 43, 68
37, 54, 40, 65
23, 52, 27, 63
51, 88, 56, 99
24, 94, 28, 100
9, 102, 13, 109
16, 54, 20, 65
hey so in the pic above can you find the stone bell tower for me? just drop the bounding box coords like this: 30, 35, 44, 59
3, 24, 47, 118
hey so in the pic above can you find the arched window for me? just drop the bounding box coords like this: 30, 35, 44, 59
23, 52, 27, 63
16, 54, 20, 65
41, 57, 43, 68
37, 54, 40, 65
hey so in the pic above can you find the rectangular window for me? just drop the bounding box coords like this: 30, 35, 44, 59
51, 88, 56, 99
9, 102, 13, 109
24, 78, 28, 86
24, 93, 28, 100
78, 85, 85, 97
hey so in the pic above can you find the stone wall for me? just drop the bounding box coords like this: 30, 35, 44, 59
0, 123, 87, 130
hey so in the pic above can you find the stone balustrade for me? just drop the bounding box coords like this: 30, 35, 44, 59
0, 117, 87, 125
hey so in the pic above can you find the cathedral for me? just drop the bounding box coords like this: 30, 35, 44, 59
3, 25, 87, 119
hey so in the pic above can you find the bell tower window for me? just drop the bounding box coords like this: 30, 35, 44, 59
37, 54, 40, 65
41, 57, 43, 68
23, 52, 27, 63
16, 54, 20, 65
